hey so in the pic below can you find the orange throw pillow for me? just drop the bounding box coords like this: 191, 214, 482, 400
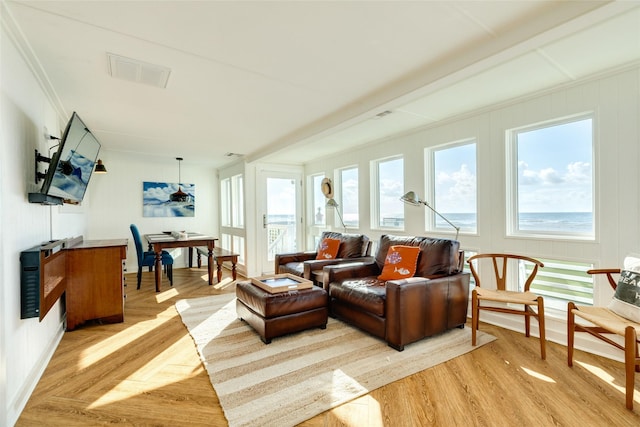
316, 238, 341, 260
378, 245, 420, 281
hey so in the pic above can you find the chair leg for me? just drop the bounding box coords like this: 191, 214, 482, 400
537, 296, 546, 360
169, 265, 173, 285
137, 267, 142, 290
624, 326, 636, 410
567, 302, 576, 367
471, 289, 479, 346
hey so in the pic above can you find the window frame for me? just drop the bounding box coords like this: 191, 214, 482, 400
309, 173, 326, 227
371, 155, 404, 230
506, 113, 596, 240
426, 138, 478, 236
337, 165, 359, 229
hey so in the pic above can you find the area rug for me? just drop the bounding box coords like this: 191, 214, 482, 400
175, 293, 495, 427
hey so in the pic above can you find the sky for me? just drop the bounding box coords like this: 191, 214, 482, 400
516, 118, 592, 213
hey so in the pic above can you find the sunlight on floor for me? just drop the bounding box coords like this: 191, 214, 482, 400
575, 360, 624, 393
86, 337, 203, 410
213, 277, 235, 290
521, 367, 556, 383
78, 306, 178, 370
332, 394, 383, 427
155, 287, 179, 303
85, 298, 235, 410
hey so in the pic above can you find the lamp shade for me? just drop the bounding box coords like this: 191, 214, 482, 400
399, 190, 460, 240
400, 191, 421, 205
326, 198, 339, 208
94, 159, 107, 173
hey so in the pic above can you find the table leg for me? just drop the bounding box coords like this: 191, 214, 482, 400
188, 247, 193, 268
216, 259, 222, 283
207, 247, 214, 286
231, 259, 237, 280
154, 249, 162, 292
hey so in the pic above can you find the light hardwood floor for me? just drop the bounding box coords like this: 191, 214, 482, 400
16, 267, 640, 426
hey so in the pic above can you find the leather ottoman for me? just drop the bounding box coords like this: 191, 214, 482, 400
236, 280, 328, 343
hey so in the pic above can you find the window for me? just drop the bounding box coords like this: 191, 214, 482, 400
311, 174, 326, 226
220, 173, 245, 259
373, 156, 404, 229
221, 178, 231, 227
430, 141, 477, 234
221, 174, 244, 228
508, 116, 594, 238
339, 166, 358, 228
231, 174, 244, 228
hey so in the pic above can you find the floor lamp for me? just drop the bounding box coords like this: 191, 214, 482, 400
400, 191, 460, 240
326, 198, 347, 232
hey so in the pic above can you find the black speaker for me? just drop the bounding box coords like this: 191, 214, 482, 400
20, 245, 42, 319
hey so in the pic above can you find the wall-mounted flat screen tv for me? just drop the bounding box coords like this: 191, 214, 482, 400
39, 112, 101, 203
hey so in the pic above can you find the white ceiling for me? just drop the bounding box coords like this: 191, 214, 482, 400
3, 1, 640, 168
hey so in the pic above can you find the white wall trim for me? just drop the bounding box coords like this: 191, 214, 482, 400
8, 320, 65, 426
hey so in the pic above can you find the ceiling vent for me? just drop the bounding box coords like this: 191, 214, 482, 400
107, 53, 171, 88
373, 110, 393, 119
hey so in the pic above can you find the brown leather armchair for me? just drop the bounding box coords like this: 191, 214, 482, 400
274, 231, 372, 282
324, 234, 469, 351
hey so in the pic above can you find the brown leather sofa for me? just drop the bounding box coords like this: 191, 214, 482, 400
324, 234, 469, 351
274, 231, 372, 281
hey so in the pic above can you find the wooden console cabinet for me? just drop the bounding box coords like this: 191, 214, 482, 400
65, 239, 127, 331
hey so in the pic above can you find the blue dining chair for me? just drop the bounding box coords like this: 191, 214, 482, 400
130, 224, 173, 289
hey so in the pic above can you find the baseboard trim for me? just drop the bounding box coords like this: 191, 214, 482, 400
8, 317, 65, 426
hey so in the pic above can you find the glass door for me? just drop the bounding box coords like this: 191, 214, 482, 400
258, 168, 302, 274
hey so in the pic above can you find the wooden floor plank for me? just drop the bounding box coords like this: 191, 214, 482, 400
16, 267, 640, 426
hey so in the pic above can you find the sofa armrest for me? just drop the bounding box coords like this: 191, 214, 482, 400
323, 260, 379, 290
303, 256, 375, 280
385, 273, 470, 350
274, 251, 316, 272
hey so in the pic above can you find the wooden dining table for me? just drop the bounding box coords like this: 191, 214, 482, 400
145, 233, 218, 292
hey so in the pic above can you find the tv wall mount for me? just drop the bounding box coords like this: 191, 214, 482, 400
34, 149, 52, 184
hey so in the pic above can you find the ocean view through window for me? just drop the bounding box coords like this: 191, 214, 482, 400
509, 115, 594, 238
431, 140, 477, 234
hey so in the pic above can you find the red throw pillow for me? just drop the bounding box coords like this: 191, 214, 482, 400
316, 238, 341, 260
378, 245, 420, 281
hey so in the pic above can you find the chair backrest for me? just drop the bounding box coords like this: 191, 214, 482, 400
375, 234, 461, 277
129, 224, 144, 267
467, 253, 544, 292
317, 231, 371, 258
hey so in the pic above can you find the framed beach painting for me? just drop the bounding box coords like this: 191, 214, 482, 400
143, 181, 195, 217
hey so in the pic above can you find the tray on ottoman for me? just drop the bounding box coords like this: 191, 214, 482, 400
236, 280, 328, 344
250, 273, 312, 293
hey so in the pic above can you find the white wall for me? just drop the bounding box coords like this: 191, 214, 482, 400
1, 14, 218, 426
303, 66, 640, 361
1, 20, 91, 426
85, 150, 219, 274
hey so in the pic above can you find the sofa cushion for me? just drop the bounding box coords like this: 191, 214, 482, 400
378, 245, 420, 281
316, 237, 341, 260
329, 277, 386, 317
375, 235, 459, 277
317, 231, 368, 259
337, 234, 367, 258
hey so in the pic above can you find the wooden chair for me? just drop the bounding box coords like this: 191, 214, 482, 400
468, 253, 546, 359
568, 268, 640, 409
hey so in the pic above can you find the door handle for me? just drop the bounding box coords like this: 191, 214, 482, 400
263, 214, 267, 229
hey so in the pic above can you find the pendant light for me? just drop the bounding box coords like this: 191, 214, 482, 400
170, 157, 189, 202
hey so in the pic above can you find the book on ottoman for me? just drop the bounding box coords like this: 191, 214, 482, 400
251, 274, 312, 293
